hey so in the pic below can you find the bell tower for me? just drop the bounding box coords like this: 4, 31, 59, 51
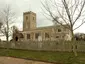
23, 11, 36, 31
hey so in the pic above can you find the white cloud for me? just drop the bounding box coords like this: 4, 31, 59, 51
0, 0, 85, 34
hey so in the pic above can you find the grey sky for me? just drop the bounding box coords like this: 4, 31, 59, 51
0, 0, 85, 34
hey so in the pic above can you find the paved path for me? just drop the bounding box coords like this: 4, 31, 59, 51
0, 57, 53, 64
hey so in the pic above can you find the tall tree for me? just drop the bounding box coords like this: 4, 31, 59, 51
42, 0, 85, 56
0, 5, 16, 41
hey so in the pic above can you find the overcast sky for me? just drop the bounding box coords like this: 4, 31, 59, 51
0, 0, 85, 34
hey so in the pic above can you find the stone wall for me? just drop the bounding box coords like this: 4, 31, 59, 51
0, 41, 85, 52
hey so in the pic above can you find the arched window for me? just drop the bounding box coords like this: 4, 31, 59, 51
45, 33, 49, 38
58, 29, 61, 32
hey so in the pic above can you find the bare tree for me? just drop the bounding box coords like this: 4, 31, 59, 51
42, 0, 85, 56
10, 25, 19, 41
0, 5, 16, 42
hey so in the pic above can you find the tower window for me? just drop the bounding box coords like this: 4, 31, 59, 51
26, 16, 28, 20
33, 17, 35, 20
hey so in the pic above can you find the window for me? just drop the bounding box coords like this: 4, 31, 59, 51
33, 17, 35, 20
35, 33, 39, 39
26, 16, 28, 20
45, 33, 49, 38
27, 34, 30, 39
58, 29, 61, 32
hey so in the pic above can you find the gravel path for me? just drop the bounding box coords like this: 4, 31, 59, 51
0, 57, 53, 64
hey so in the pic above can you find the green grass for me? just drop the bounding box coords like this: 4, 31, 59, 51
0, 48, 85, 64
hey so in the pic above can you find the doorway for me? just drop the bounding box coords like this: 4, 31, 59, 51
15, 36, 18, 41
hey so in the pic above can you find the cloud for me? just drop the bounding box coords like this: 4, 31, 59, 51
0, 0, 85, 34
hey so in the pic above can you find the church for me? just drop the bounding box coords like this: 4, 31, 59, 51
13, 11, 72, 41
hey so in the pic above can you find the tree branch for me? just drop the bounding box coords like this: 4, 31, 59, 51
73, 0, 85, 25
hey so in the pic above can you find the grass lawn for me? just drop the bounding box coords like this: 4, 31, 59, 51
0, 48, 85, 64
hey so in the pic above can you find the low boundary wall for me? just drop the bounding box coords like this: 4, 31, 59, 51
0, 41, 85, 52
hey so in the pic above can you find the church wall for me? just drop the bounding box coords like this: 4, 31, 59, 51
20, 27, 71, 41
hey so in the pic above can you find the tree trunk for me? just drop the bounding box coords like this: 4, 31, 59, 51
6, 19, 9, 42
6, 33, 9, 42
71, 29, 78, 57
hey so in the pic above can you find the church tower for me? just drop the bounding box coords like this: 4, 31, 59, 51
23, 11, 36, 31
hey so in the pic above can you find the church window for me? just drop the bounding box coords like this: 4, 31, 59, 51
27, 34, 30, 39
45, 33, 49, 38
35, 33, 39, 39
26, 16, 28, 20
58, 29, 61, 32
